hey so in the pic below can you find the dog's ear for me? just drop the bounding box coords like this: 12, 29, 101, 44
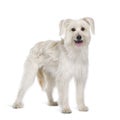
83, 17, 95, 34
59, 19, 72, 36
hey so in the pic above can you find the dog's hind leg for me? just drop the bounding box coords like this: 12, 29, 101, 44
46, 77, 58, 106
13, 58, 38, 109
37, 70, 58, 106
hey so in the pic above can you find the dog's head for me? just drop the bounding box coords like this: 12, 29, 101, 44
59, 17, 95, 48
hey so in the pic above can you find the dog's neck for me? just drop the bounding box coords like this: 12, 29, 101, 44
60, 39, 89, 63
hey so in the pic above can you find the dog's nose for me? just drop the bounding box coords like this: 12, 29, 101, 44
76, 35, 82, 40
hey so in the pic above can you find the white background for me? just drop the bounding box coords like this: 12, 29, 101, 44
0, 0, 120, 120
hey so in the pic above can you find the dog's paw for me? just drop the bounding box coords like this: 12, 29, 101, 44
61, 107, 72, 114
48, 101, 58, 106
78, 105, 88, 112
12, 102, 24, 109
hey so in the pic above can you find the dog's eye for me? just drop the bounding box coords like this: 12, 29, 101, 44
71, 28, 76, 32
81, 27, 85, 31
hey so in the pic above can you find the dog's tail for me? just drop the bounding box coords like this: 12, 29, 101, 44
37, 69, 46, 90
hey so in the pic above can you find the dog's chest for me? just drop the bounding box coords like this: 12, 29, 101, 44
60, 50, 88, 76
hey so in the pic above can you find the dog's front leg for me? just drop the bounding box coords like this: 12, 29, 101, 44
75, 67, 88, 111
56, 75, 72, 114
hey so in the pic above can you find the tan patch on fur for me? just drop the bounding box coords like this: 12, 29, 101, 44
37, 69, 45, 89
49, 41, 58, 48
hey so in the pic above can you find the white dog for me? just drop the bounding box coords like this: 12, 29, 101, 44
13, 17, 95, 113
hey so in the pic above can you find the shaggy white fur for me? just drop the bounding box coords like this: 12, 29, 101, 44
13, 17, 95, 113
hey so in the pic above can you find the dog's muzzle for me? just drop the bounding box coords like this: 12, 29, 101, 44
74, 35, 83, 47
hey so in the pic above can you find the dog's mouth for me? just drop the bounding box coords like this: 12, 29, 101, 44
74, 40, 83, 47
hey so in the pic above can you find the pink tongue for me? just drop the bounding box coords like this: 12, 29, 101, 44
76, 43, 81, 47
